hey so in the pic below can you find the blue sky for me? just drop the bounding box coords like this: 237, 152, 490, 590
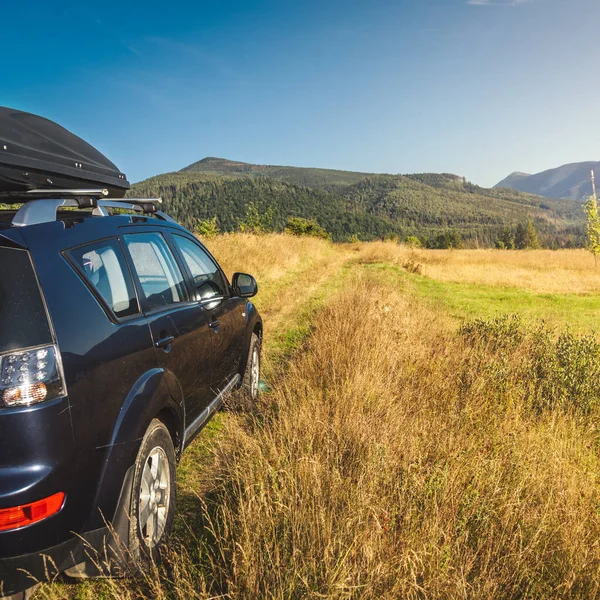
1, 0, 597, 186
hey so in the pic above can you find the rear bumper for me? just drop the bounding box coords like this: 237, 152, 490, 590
0, 526, 118, 596
0, 534, 80, 596
0, 396, 88, 559
0, 465, 136, 595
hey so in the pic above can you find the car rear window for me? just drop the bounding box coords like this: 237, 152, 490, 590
67, 239, 139, 319
0, 247, 53, 353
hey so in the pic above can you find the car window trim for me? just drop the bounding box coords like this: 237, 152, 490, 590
62, 236, 144, 324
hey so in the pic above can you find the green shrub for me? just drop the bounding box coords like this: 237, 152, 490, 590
194, 216, 221, 237
405, 236, 422, 248
239, 201, 275, 234
459, 315, 600, 415
284, 216, 330, 239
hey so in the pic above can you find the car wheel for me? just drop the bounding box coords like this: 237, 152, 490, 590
128, 419, 176, 564
242, 333, 261, 403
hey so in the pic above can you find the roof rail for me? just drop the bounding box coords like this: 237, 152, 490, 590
5, 193, 167, 227
0, 189, 110, 204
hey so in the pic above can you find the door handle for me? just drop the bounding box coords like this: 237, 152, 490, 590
155, 335, 174, 349
209, 320, 219, 330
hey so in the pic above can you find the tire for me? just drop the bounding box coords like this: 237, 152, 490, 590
242, 333, 261, 404
128, 419, 176, 565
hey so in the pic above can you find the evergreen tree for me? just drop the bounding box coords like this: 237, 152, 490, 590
495, 226, 515, 250
428, 229, 464, 249
515, 219, 540, 249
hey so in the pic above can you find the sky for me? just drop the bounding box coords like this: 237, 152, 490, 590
1, 0, 598, 187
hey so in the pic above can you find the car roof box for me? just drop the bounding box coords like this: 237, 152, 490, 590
0, 107, 130, 198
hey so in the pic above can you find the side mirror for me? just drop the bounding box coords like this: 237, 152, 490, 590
232, 272, 258, 298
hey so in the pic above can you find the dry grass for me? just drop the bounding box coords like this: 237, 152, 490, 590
193, 274, 600, 599
33, 236, 600, 599
354, 242, 600, 294
199, 232, 333, 284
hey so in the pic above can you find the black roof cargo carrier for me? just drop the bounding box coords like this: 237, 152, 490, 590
0, 107, 129, 198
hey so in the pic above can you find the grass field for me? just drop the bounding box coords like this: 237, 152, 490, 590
35, 236, 600, 599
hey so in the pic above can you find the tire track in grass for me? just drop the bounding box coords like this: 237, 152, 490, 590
175, 244, 355, 528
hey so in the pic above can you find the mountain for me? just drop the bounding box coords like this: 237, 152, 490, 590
130, 158, 585, 247
495, 161, 600, 200
182, 157, 373, 189
496, 172, 530, 189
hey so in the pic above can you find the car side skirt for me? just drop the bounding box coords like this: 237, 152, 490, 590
183, 374, 240, 449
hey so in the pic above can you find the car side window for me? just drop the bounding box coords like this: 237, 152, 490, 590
68, 239, 139, 318
124, 232, 189, 310
172, 235, 227, 301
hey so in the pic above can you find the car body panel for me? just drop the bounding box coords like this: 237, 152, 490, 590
144, 305, 214, 423
0, 212, 262, 595
205, 295, 247, 390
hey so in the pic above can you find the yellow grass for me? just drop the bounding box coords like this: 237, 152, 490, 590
33, 235, 600, 599
355, 242, 600, 294
207, 277, 600, 598
199, 232, 333, 284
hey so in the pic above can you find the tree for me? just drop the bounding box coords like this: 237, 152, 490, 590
194, 216, 220, 237
428, 229, 464, 249
515, 219, 540, 249
405, 236, 422, 248
584, 195, 600, 264
495, 227, 515, 250
239, 201, 274, 234
285, 216, 330, 239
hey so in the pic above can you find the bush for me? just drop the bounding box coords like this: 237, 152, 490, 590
405, 235, 422, 248
460, 315, 600, 415
284, 216, 330, 239
194, 216, 221, 237
239, 201, 275, 234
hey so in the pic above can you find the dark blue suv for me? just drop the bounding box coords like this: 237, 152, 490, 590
0, 194, 262, 598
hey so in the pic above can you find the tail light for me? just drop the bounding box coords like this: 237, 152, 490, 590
0, 344, 66, 408
0, 492, 65, 531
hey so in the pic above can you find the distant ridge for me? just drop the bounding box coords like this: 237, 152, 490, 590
496, 172, 530, 189
495, 161, 600, 200
129, 156, 585, 247
181, 157, 375, 188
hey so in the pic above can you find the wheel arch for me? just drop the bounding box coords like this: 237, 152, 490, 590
85, 368, 184, 533
239, 303, 262, 376
156, 405, 183, 458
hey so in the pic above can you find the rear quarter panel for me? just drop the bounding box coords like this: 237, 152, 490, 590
17, 221, 183, 533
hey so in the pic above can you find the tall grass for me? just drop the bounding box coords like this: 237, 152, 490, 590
354, 242, 600, 294
190, 275, 600, 598
199, 232, 332, 283
36, 238, 600, 599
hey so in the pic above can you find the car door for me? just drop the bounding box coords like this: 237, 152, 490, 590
121, 229, 214, 425
169, 233, 246, 394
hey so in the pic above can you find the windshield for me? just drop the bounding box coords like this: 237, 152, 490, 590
0, 247, 52, 353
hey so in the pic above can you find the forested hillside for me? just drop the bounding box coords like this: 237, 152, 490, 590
130, 159, 585, 247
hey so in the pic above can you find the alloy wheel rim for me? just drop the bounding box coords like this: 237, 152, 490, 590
251, 347, 260, 398
138, 446, 170, 548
